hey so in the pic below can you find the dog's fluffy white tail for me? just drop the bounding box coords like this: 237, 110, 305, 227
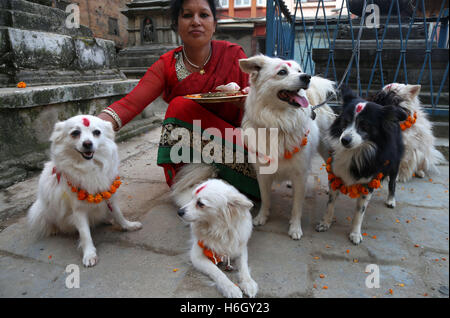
171, 164, 218, 207
27, 200, 54, 238
308, 76, 336, 105
429, 147, 447, 174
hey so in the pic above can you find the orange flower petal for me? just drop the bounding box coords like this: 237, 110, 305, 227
101, 191, 112, 199
301, 137, 308, 146
87, 194, 94, 203
78, 190, 87, 200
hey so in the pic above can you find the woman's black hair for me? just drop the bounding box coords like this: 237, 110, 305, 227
170, 0, 218, 31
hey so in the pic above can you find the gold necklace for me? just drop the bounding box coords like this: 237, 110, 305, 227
182, 45, 211, 75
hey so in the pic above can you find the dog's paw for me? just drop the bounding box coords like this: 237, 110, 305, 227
240, 278, 258, 298
385, 198, 396, 209
415, 170, 425, 178
253, 212, 268, 226
82, 250, 98, 267
315, 221, 331, 232
219, 281, 243, 298
123, 221, 143, 231
288, 224, 303, 240
349, 232, 363, 245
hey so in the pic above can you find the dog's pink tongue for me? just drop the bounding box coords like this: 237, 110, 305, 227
293, 94, 309, 108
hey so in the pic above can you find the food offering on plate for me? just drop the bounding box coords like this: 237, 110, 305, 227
184, 82, 248, 103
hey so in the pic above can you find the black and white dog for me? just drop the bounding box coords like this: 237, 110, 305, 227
316, 87, 407, 244
371, 83, 446, 182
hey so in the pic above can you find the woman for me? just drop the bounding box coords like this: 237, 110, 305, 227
98, 0, 259, 198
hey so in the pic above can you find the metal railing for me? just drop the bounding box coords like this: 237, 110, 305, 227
266, 0, 449, 115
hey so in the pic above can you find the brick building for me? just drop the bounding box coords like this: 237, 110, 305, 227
52, 0, 129, 49
216, 0, 267, 55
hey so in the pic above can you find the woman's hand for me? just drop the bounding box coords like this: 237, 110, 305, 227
98, 112, 119, 131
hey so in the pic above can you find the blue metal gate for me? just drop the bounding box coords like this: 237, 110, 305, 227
266, 0, 449, 115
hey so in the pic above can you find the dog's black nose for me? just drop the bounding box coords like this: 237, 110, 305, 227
341, 135, 352, 147
300, 74, 311, 85
177, 207, 186, 217
82, 140, 93, 150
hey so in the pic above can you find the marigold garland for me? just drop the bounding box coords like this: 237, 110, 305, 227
17, 81, 27, 88
284, 130, 309, 159
68, 176, 121, 204
198, 240, 223, 265
400, 112, 417, 131
326, 157, 383, 199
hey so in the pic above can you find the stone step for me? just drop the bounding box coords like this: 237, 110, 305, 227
342, 92, 447, 110
433, 122, 449, 139
2, 0, 61, 16
315, 68, 449, 103
0, 79, 139, 108
314, 48, 448, 67
337, 23, 429, 41
0, 0, 93, 37
118, 56, 160, 68
120, 67, 150, 78
435, 137, 449, 161
0, 28, 123, 87
117, 45, 176, 57
14, 69, 127, 87
332, 39, 440, 49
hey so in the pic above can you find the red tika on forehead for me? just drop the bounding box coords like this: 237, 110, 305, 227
82, 117, 90, 127
355, 103, 366, 114
384, 83, 397, 91
195, 184, 207, 195
275, 61, 292, 71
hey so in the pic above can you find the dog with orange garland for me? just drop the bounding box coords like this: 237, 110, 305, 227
28, 115, 142, 267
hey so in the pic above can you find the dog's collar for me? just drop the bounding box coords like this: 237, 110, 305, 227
52, 167, 121, 205
198, 240, 223, 265
400, 112, 417, 131
284, 129, 310, 160
325, 156, 384, 199
197, 240, 233, 270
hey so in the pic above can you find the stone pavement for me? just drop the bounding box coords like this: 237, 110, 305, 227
0, 123, 448, 298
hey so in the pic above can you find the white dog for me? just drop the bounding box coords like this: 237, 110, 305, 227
239, 55, 336, 240
172, 165, 257, 298
372, 83, 446, 182
27, 115, 142, 267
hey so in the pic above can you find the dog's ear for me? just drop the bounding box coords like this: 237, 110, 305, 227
239, 56, 266, 80
405, 84, 421, 99
382, 105, 408, 123
101, 119, 115, 140
228, 191, 253, 212
49, 121, 65, 143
